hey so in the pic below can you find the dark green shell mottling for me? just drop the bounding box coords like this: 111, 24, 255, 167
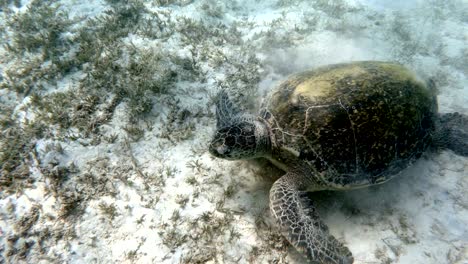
261, 61, 437, 187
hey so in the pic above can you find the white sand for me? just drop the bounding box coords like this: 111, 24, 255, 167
0, 0, 467, 263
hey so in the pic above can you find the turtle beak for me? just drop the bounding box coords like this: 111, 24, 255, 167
209, 140, 229, 158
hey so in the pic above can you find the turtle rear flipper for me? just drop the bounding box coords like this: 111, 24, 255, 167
269, 168, 354, 264
434, 112, 468, 156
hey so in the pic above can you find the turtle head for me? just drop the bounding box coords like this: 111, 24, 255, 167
209, 117, 270, 160
210, 90, 270, 160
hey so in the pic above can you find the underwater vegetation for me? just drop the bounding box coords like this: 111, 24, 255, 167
0, 0, 466, 263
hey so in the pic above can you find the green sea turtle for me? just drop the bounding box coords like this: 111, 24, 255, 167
209, 61, 468, 264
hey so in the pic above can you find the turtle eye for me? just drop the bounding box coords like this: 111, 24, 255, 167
225, 135, 236, 146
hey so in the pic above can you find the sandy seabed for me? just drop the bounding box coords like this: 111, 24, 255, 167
0, 0, 467, 263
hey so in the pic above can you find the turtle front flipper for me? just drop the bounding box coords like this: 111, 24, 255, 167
269, 168, 353, 264
215, 89, 242, 129
434, 112, 468, 156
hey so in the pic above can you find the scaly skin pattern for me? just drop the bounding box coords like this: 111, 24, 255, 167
269, 167, 353, 264
434, 112, 468, 156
